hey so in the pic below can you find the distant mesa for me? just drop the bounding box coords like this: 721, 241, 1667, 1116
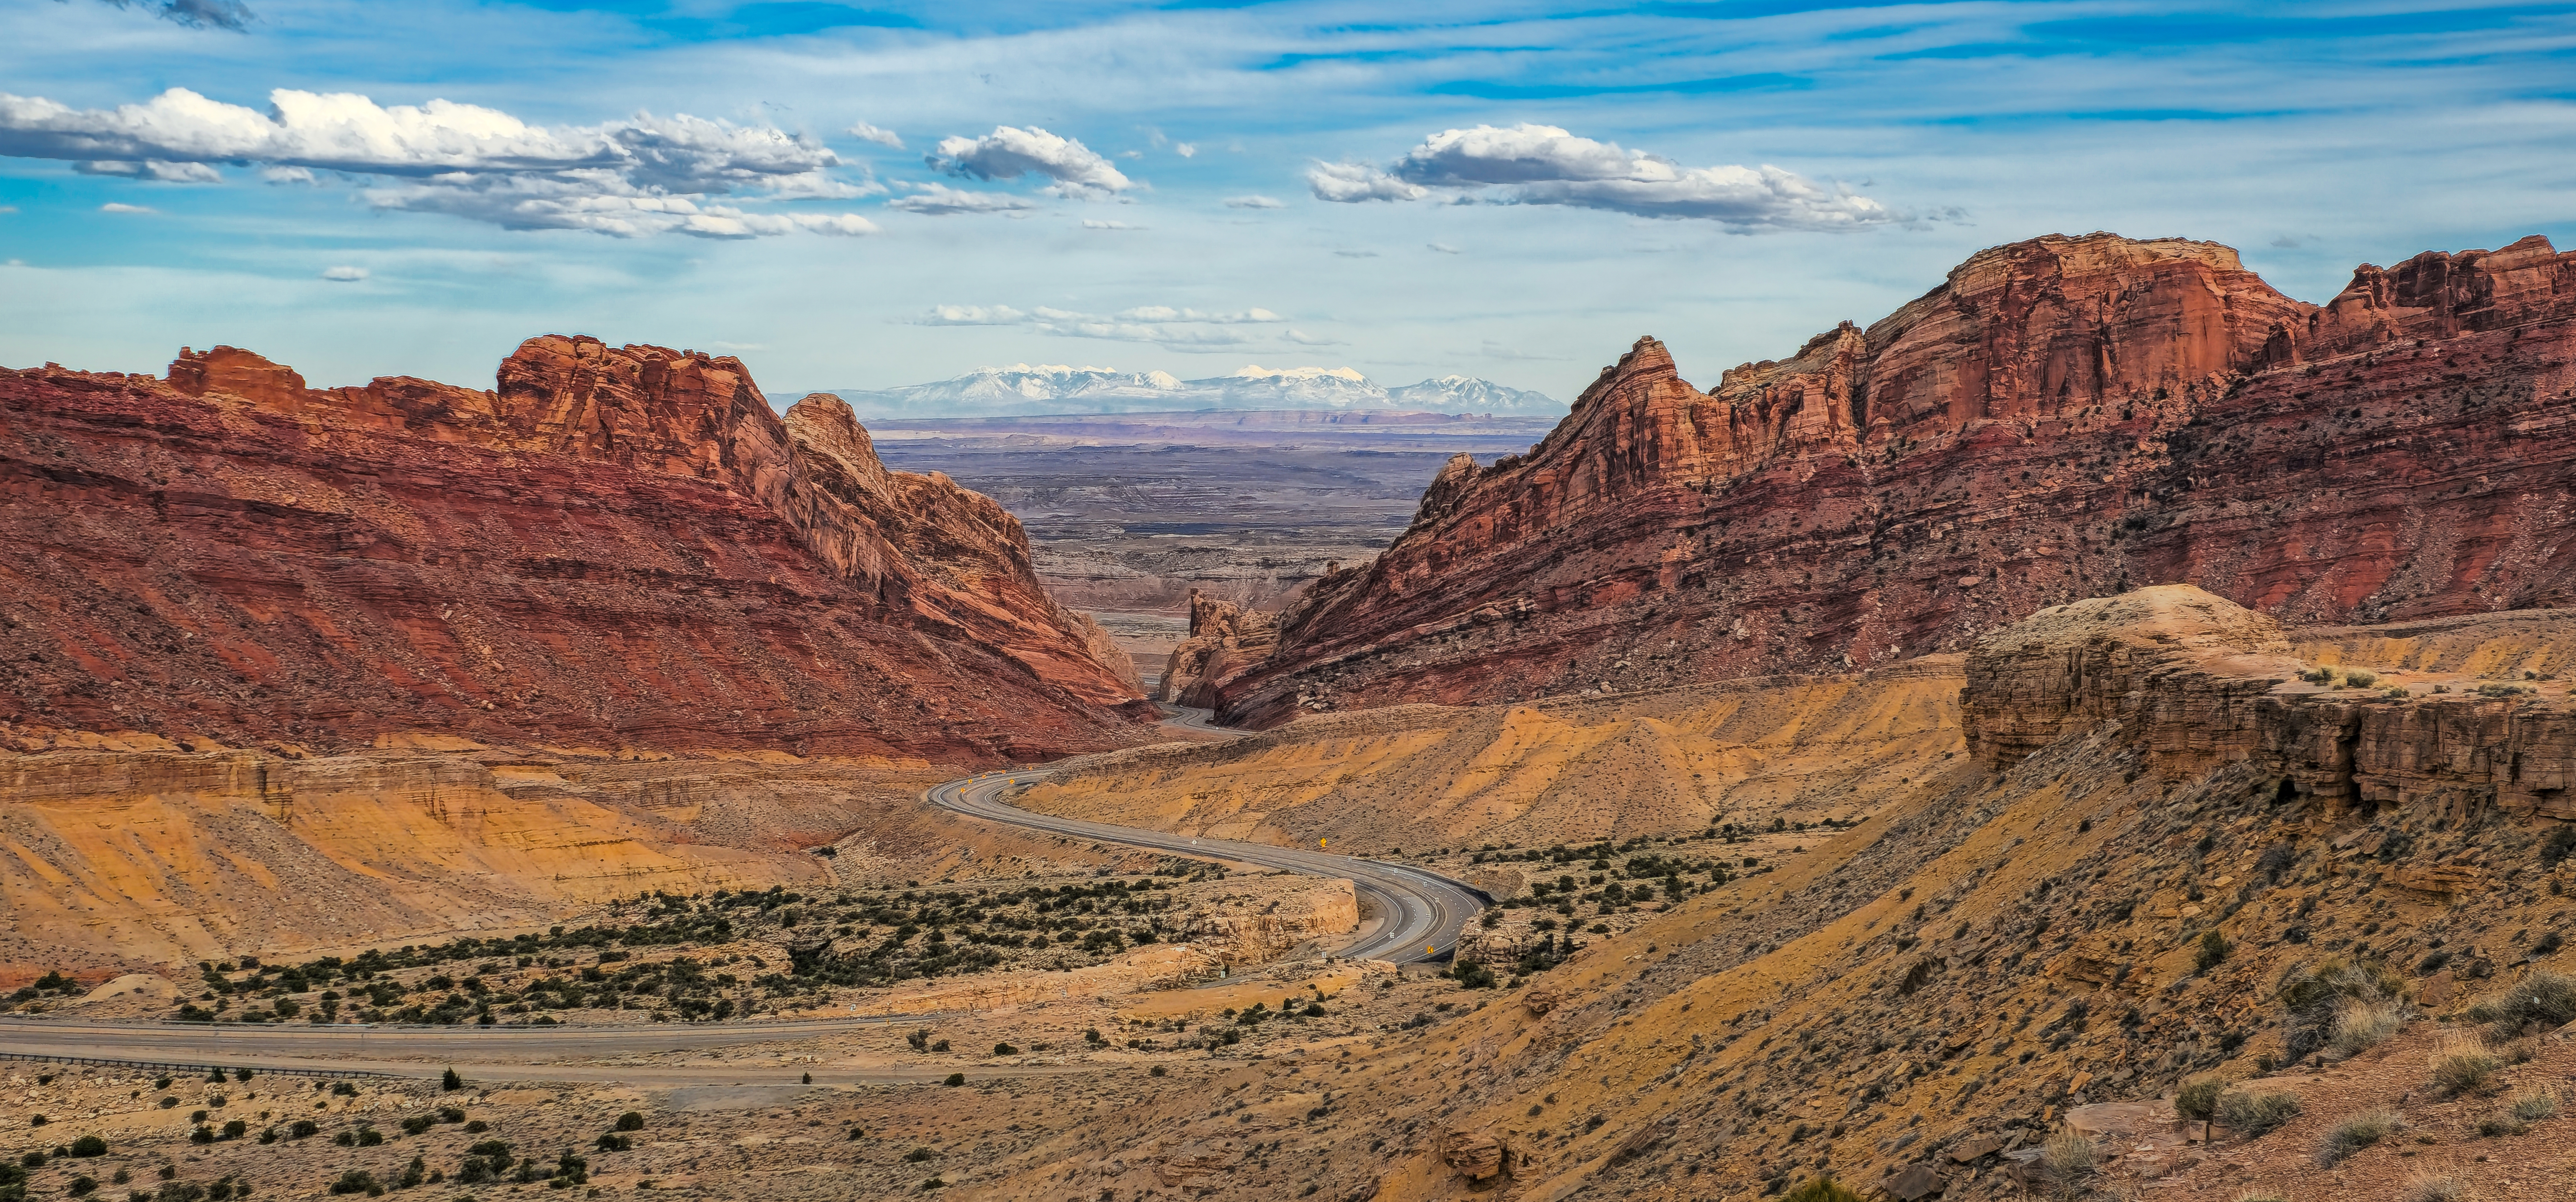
825, 362, 1561, 418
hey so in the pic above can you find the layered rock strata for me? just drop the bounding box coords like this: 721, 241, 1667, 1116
1218, 233, 2576, 726
1963, 585, 2576, 823
1, 337, 1149, 762
1156, 588, 1276, 706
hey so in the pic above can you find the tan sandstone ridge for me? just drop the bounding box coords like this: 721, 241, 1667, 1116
2, 336, 1149, 761
1208, 233, 2576, 726
1026, 658, 1964, 853
960, 587, 2576, 1202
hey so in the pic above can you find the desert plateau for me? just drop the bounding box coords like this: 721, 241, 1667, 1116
7, 6, 2576, 1202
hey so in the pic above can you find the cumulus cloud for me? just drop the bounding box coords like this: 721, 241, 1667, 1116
885, 182, 1038, 215
1223, 194, 1283, 209
82, 0, 252, 31
100, 202, 154, 212
926, 125, 1130, 197
1308, 123, 1895, 231
319, 265, 366, 281
1173, 142, 1196, 158
0, 87, 880, 238
1082, 218, 1141, 230
77, 158, 221, 182
1284, 329, 1344, 346
847, 121, 903, 149
914, 302, 1285, 349
1305, 160, 1427, 203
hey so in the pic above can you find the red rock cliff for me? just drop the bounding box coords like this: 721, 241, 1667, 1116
1, 337, 1150, 762
1222, 233, 2576, 726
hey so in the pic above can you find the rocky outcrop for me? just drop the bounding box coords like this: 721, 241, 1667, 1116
1962, 585, 2576, 824
1, 338, 1149, 762
1157, 588, 1277, 706
1217, 233, 2576, 727
1179, 878, 1358, 964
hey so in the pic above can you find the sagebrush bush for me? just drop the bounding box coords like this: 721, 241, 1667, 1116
2175, 1076, 2226, 1122
2216, 1089, 2303, 1136
2317, 1108, 2401, 1164
2510, 1091, 2560, 1122
2330, 999, 2406, 1057
2400, 1172, 2464, 1202
2486, 969, 2576, 1037
2430, 1041, 2502, 1097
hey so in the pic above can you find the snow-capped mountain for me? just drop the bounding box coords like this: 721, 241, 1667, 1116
826, 364, 1559, 418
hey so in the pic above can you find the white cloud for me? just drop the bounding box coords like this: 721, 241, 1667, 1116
1174, 142, 1196, 158
0, 205, 17, 214
1311, 123, 1894, 231
1223, 194, 1283, 209
1304, 161, 1428, 203
1284, 329, 1343, 346
1333, 250, 1378, 258
921, 304, 1029, 325
319, 265, 366, 282
926, 125, 1131, 197
77, 158, 221, 182
847, 121, 903, 149
0, 87, 874, 238
1428, 242, 1461, 253
792, 212, 879, 236
885, 182, 1039, 216
99, 202, 154, 213
1112, 306, 1280, 323
1082, 218, 1141, 230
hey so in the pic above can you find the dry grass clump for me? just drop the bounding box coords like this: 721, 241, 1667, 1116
2329, 998, 2405, 1056
2399, 1172, 2466, 1202
2215, 1088, 2304, 1136
2316, 1107, 2402, 1165
2175, 1076, 2226, 1123
2428, 1037, 2503, 1097
2509, 1091, 2561, 1122
2034, 1131, 2096, 1199
2279, 958, 2406, 1061
2467, 969, 2576, 1040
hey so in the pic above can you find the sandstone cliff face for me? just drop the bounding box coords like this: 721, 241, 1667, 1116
1156, 589, 1277, 706
1, 338, 1147, 762
1962, 585, 2576, 824
1223, 233, 2576, 726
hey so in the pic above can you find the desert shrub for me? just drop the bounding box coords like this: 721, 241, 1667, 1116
992, 1043, 1017, 1056
2385, 686, 2411, 700
906, 1029, 930, 1052
2485, 969, 2576, 1037
2036, 1132, 2096, 1197
2299, 667, 2335, 684
2176, 1076, 2226, 1122
2475, 1110, 2528, 1137
325, 1170, 378, 1196
2510, 1091, 2561, 1122
69, 1137, 106, 1158
903, 1148, 937, 1163
2400, 1172, 2464, 1202
2429, 1041, 2502, 1096
2343, 670, 2379, 688
941, 1073, 963, 1087
614, 1112, 644, 1132
399, 1116, 434, 1136
595, 1134, 630, 1152
2542, 827, 2576, 870
2330, 999, 2406, 1056
2216, 1089, 2303, 1136
2279, 958, 2406, 1060
2317, 1108, 2401, 1164
287, 1120, 317, 1139
2197, 930, 2233, 973
1780, 1176, 1862, 1202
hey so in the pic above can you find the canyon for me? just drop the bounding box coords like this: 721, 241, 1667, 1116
1209, 233, 2576, 728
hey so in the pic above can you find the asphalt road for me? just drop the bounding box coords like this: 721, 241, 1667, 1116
926, 706, 1487, 964
0, 707, 1483, 1082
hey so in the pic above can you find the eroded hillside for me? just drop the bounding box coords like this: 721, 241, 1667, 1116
962, 587, 2576, 1202
1020, 656, 1963, 854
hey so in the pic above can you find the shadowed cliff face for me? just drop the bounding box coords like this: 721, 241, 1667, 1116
0, 336, 1149, 762
1222, 233, 2576, 727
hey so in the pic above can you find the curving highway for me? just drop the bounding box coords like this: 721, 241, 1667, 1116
0, 707, 1483, 1082
926, 706, 1486, 964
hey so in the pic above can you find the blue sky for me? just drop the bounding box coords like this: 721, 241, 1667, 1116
2, 0, 2573, 403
